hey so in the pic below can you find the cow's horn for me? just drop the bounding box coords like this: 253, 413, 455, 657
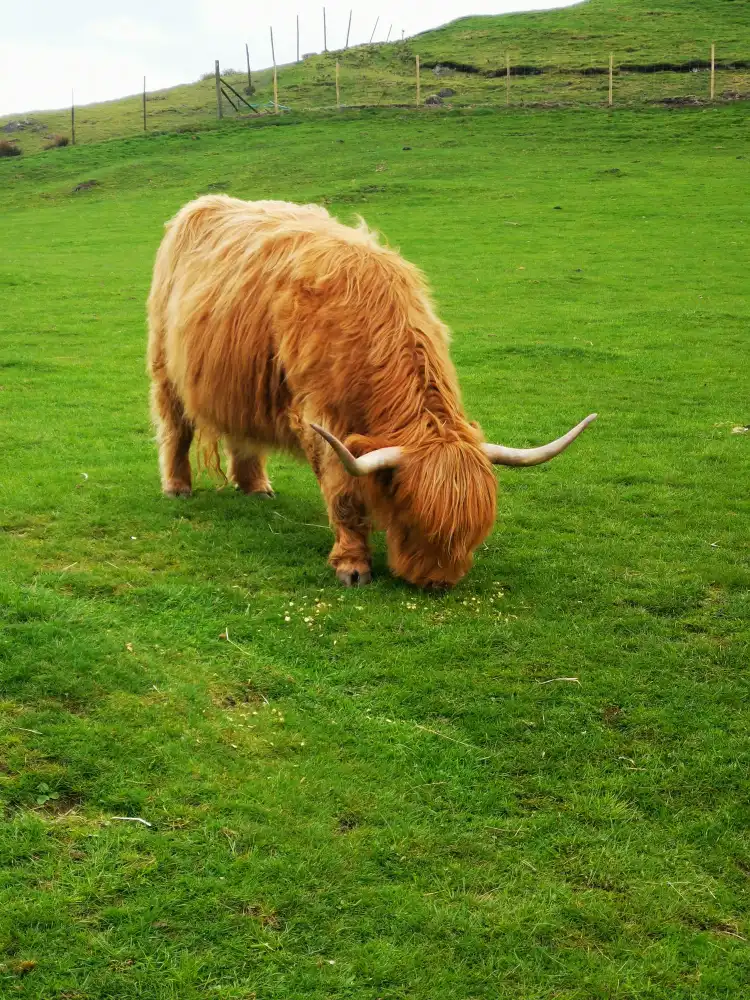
310, 424, 402, 476
482, 413, 597, 466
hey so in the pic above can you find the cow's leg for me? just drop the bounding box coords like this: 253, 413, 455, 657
150, 376, 194, 498
226, 439, 274, 497
321, 473, 373, 586
295, 419, 372, 585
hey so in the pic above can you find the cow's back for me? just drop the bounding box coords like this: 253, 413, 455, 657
147, 195, 456, 450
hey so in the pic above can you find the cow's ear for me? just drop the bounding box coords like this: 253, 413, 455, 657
347, 434, 399, 491
345, 433, 387, 458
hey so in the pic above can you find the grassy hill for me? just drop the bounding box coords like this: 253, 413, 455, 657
419, 0, 750, 67
2, 0, 749, 155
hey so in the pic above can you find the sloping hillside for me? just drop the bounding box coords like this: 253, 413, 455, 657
418, 0, 750, 68
2, 0, 748, 154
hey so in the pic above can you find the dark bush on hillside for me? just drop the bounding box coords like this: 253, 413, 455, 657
0, 139, 21, 157
44, 134, 70, 149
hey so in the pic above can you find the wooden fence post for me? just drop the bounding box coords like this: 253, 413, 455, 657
336, 60, 340, 109
416, 54, 421, 106
506, 53, 510, 106
215, 60, 223, 118
608, 53, 613, 106
270, 27, 279, 113
71, 90, 75, 145
246, 43, 252, 91
345, 10, 352, 49
710, 42, 715, 100
143, 76, 147, 131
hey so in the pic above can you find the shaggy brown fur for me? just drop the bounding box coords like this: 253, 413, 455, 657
147, 195, 497, 587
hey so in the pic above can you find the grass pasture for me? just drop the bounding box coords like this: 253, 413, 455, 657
1, 104, 750, 998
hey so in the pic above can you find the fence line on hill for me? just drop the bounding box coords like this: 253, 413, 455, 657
9, 38, 747, 154
205, 40, 744, 120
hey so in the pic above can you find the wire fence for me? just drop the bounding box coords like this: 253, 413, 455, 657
2, 42, 748, 155
207, 42, 750, 120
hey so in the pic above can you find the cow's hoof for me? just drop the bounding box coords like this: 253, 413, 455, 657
235, 483, 275, 498
336, 566, 372, 587
164, 481, 192, 498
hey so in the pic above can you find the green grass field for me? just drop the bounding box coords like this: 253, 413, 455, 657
2, 101, 750, 999
2, 0, 749, 154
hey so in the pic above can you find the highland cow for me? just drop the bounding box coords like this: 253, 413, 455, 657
147, 195, 595, 588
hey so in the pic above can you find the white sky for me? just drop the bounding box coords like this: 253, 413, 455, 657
0, 1, 579, 117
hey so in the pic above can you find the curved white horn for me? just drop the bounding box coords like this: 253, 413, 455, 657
482, 413, 597, 467
310, 423, 402, 477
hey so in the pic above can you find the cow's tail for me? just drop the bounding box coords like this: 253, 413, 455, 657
193, 424, 228, 485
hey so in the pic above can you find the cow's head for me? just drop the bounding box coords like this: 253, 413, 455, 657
311, 414, 596, 589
